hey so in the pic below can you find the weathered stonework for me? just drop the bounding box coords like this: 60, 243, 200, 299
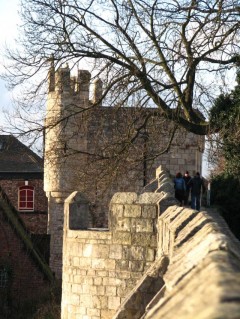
61, 167, 240, 319
44, 66, 205, 278
61, 190, 161, 318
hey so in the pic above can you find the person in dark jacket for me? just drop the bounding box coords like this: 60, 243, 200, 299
183, 171, 191, 206
189, 172, 205, 211
174, 172, 186, 206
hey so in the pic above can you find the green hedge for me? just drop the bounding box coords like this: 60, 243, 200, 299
211, 173, 240, 240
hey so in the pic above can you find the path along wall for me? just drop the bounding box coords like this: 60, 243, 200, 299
61, 167, 240, 319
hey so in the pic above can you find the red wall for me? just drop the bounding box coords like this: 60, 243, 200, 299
0, 179, 47, 213
0, 208, 49, 306
0, 179, 48, 234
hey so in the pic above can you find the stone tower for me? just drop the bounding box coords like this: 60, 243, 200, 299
44, 64, 102, 277
44, 65, 204, 278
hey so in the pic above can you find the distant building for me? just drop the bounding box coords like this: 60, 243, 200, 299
0, 135, 52, 315
0, 135, 48, 234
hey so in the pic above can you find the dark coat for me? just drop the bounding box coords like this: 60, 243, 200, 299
189, 176, 205, 195
183, 175, 191, 191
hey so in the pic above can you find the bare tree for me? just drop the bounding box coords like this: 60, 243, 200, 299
2, 0, 239, 139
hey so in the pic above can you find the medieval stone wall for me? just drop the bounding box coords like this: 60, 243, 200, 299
61, 191, 164, 319
61, 167, 240, 319
44, 67, 204, 278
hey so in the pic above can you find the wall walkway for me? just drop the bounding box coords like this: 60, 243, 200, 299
61, 167, 240, 319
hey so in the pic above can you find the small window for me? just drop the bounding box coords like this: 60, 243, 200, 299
18, 186, 34, 212
0, 268, 8, 288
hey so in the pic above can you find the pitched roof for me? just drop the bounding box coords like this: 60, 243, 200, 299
0, 135, 43, 173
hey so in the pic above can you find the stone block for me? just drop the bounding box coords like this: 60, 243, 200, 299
129, 260, 144, 272
71, 294, 80, 306
146, 248, 156, 261
101, 309, 116, 319
131, 218, 154, 233
137, 193, 163, 204
79, 257, 92, 268
124, 204, 141, 218
92, 295, 101, 308
99, 295, 108, 309
112, 232, 131, 245
110, 192, 138, 204
111, 204, 124, 218
116, 271, 131, 279
117, 285, 128, 297
116, 260, 130, 271
131, 233, 157, 248
105, 285, 117, 296
109, 244, 123, 259
87, 308, 100, 317
72, 284, 82, 294
89, 285, 97, 294
115, 217, 131, 232
72, 257, 80, 267
82, 243, 93, 257
95, 270, 108, 277
178, 158, 185, 165
81, 284, 90, 294
109, 271, 116, 277
69, 243, 83, 256
103, 277, 122, 286
94, 277, 102, 286
108, 296, 121, 310
141, 205, 157, 219
92, 244, 110, 258
129, 246, 145, 260
80, 294, 93, 308
72, 274, 81, 284
91, 258, 116, 270
96, 285, 105, 296
82, 277, 93, 286
86, 269, 95, 276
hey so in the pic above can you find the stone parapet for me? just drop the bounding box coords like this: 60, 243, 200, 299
113, 206, 240, 319
61, 191, 160, 319
141, 207, 240, 319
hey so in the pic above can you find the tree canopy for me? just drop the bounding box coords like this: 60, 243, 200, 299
210, 70, 240, 176
2, 0, 240, 137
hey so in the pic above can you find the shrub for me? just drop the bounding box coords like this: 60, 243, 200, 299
211, 173, 240, 240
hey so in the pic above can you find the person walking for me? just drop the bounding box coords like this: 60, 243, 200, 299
183, 171, 191, 206
189, 172, 205, 211
174, 172, 186, 206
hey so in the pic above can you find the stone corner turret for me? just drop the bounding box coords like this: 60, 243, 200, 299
47, 63, 103, 105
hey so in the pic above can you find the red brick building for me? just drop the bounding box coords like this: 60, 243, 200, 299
0, 135, 48, 234
0, 135, 52, 315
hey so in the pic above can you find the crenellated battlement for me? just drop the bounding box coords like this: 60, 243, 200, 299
48, 64, 103, 105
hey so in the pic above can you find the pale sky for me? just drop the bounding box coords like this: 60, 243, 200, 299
0, 0, 20, 124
